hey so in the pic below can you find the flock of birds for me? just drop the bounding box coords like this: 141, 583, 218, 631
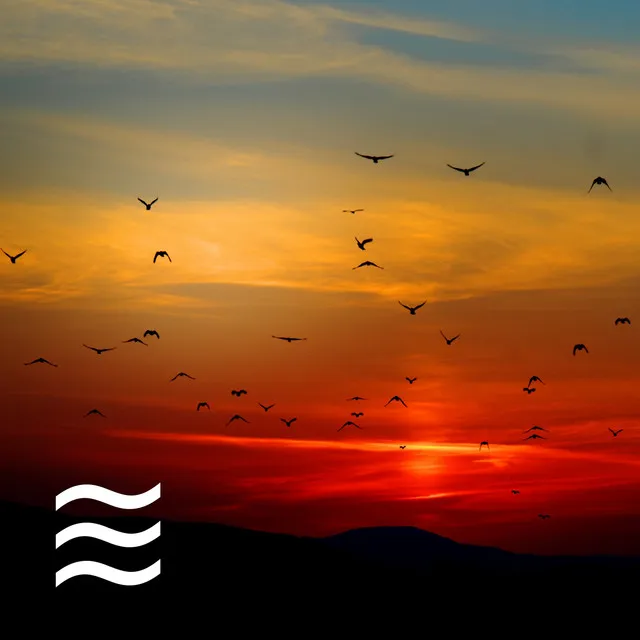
4, 150, 632, 525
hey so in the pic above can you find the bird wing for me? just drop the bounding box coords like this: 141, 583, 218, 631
375, 155, 393, 160
362, 238, 373, 245
153, 252, 159, 263
584, 346, 589, 352
166, 253, 172, 262
83, 344, 96, 351
468, 162, 485, 172
588, 180, 596, 193
608, 428, 615, 434
452, 334, 461, 340
400, 399, 407, 407
603, 179, 612, 190
399, 302, 410, 310
150, 197, 158, 205
138, 198, 148, 206
572, 345, 578, 355
414, 301, 426, 310
355, 152, 373, 159
1, 249, 10, 258
14, 250, 27, 259
447, 164, 464, 172
354, 209, 364, 212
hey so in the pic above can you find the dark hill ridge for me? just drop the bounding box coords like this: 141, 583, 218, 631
3, 500, 639, 610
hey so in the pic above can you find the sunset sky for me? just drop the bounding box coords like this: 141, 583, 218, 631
2, 0, 640, 556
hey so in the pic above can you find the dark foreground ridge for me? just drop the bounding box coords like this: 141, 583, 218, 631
4, 501, 639, 613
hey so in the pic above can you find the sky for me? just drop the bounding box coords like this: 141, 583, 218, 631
2, 0, 640, 557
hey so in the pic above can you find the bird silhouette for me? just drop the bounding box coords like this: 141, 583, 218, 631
170, 372, 195, 381
196, 402, 210, 411
123, 337, 147, 346
355, 152, 393, 164
440, 330, 460, 345
143, 329, 160, 339
399, 445, 406, 449
479, 441, 490, 451
351, 412, 364, 418
343, 209, 364, 214
524, 434, 545, 441
524, 425, 548, 433
272, 336, 307, 342
1, 248, 27, 263
227, 414, 249, 425
609, 428, 623, 437
24, 357, 57, 367
84, 409, 105, 418
153, 250, 171, 263
523, 387, 536, 394
538, 514, 551, 520
511, 490, 520, 495
588, 176, 611, 192
573, 343, 588, 355
406, 377, 417, 384
231, 389, 247, 396
138, 197, 158, 210
446, 162, 485, 176
338, 421, 362, 432
614, 317, 631, 325
83, 344, 116, 355
281, 418, 297, 427
355, 237, 373, 250
353, 261, 383, 270
258, 403, 275, 412
399, 301, 426, 315
528, 376, 545, 386
347, 396, 367, 401
385, 395, 407, 407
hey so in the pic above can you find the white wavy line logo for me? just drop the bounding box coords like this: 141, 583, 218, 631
55, 483, 162, 587
55, 483, 161, 510
55, 560, 161, 587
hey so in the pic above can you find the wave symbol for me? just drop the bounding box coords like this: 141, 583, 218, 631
55, 560, 161, 587
56, 521, 161, 549
55, 483, 161, 510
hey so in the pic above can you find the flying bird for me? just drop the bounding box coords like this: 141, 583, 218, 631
347, 396, 367, 401
1, 248, 27, 263
524, 425, 548, 433
343, 209, 364, 214
440, 330, 460, 345
258, 403, 275, 412
231, 389, 247, 397
122, 337, 147, 346
511, 490, 520, 495
138, 197, 158, 210
355, 152, 394, 164
573, 343, 588, 355
524, 434, 546, 441
143, 329, 160, 339
24, 357, 57, 367
351, 412, 364, 418
528, 376, 545, 386
385, 395, 407, 407
353, 261, 383, 270
615, 317, 631, 325
538, 514, 551, 520
272, 336, 307, 342
479, 441, 490, 451
227, 414, 249, 425
523, 387, 536, 394
399, 445, 406, 450
84, 409, 105, 418
399, 301, 426, 315
196, 402, 210, 411
170, 372, 195, 381
609, 428, 623, 437
338, 421, 362, 432
153, 250, 171, 263
83, 344, 116, 355
406, 377, 417, 384
355, 237, 373, 251
446, 162, 485, 176
588, 176, 611, 192
281, 418, 297, 427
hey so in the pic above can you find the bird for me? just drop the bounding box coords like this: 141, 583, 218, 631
153, 250, 171, 263
479, 441, 490, 451
406, 377, 417, 384
170, 372, 195, 381
122, 337, 147, 346
523, 387, 536, 394
385, 395, 407, 407
258, 403, 275, 412
351, 412, 364, 418
353, 261, 383, 270
446, 162, 485, 176
524, 425, 548, 433
538, 514, 551, 520
524, 434, 545, 441
83, 344, 116, 355
355, 237, 373, 251
615, 317, 631, 325
528, 376, 545, 386
347, 396, 367, 401
338, 421, 362, 432
573, 343, 588, 355
281, 418, 297, 427
588, 176, 611, 192
343, 209, 364, 214
231, 389, 247, 397
1, 248, 27, 263
440, 330, 460, 345
143, 329, 160, 339
196, 402, 210, 411
84, 409, 105, 418
399, 301, 426, 315
227, 414, 249, 425
138, 197, 158, 210
511, 490, 520, 495
399, 445, 406, 449
609, 428, 623, 437
24, 357, 57, 367
355, 152, 394, 164
272, 336, 307, 342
